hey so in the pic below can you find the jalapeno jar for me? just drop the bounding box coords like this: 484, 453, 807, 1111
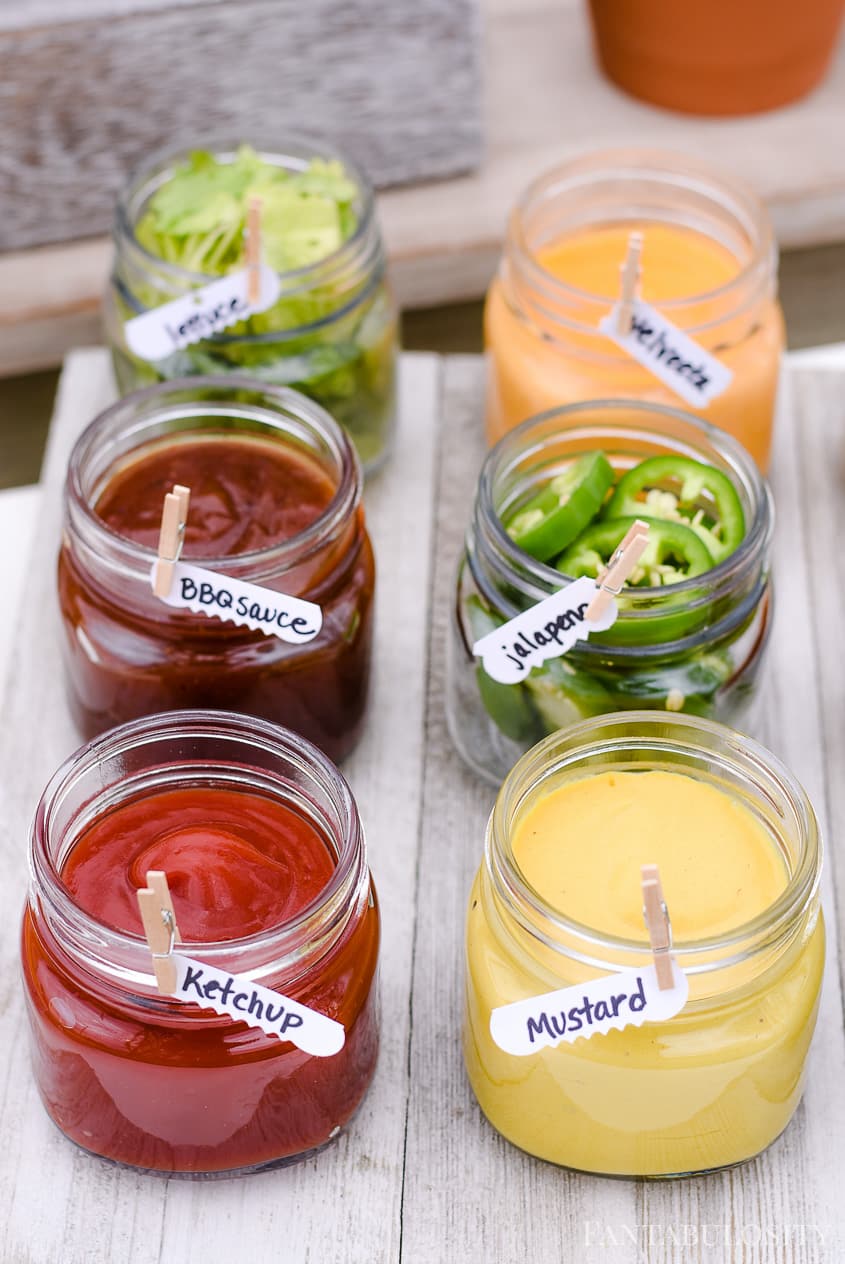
464, 714, 824, 1177
59, 378, 374, 761
485, 149, 784, 469
447, 399, 772, 785
104, 136, 398, 473
22, 711, 379, 1175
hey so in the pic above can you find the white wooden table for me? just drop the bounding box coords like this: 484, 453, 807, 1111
0, 350, 844, 1263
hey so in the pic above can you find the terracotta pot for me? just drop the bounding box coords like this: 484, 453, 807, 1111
587, 0, 845, 115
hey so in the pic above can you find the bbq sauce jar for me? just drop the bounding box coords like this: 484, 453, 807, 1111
447, 399, 772, 785
22, 711, 380, 1175
59, 378, 374, 761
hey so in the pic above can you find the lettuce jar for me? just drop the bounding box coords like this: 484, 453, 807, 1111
447, 400, 773, 784
105, 137, 398, 473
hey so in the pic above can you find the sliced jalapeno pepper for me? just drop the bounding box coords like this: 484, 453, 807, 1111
524, 656, 612, 734
464, 595, 540, 742
603, 455, 745, 563
504, 452, 614, 562
556, 515, 714, 586
527, 648, 732, 734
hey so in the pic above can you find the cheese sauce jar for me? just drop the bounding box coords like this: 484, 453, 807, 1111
464, 713, 824, 1177
22, 710, 380, 1175
485, 149, 784, 469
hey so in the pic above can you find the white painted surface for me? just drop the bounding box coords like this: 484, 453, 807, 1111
0, 350, 843, 1261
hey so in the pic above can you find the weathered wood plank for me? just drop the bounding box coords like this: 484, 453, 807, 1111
634, 369, 845, 1260
0, 0, 482, 252
400, 356, 640, 1264
0, 350, 440, 1263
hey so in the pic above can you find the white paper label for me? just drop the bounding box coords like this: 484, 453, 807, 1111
152, 559, 322, 642
472, 576, 617, 685
490, 961, 688, 1057
125, 265, 281, 361
600, 298, 733, 408
171, 953, 345, 1057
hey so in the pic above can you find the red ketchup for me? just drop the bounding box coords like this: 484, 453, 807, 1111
22, 775, 379, 1174
59, 387, 375, 761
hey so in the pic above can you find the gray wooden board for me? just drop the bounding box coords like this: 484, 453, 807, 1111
0, 0, 483, 252
0, 350, 845, 1261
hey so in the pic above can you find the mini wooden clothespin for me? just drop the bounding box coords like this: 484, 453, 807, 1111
153, 483, 191, 598
247, 197, 263, 307
584, 518, 650, 621
641, 863, 675, 992
137, 870, 181, 994
616, 230, 643, 336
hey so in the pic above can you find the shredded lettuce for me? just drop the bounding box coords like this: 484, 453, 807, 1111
136, 147, 359, 276
118, 146, 396, 470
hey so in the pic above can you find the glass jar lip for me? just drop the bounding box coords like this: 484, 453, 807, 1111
477, 396, 772, 613
508, 146, 776, 314
115, 132, 376, 288
488, 712, 822, 964
29, 709, 365, 961
66, 375, 362, 574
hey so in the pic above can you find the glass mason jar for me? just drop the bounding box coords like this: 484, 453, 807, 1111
447, 399, 773, 785
485, 148, 784, 469
464, 713, 824, 1177
104, 136, 398, 473
22, 710, 380, 1176
59, 377, 374, 762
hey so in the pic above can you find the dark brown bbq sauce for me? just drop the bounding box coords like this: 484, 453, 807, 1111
58, 434, 375, 759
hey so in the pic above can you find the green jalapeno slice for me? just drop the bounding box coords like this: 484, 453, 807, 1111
556, 514, 714, 586
504, 452, 614, 562
603, 455, 745, 563
464, 595, 540, 742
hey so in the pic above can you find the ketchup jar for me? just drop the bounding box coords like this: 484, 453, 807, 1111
59, 377, 375, 761
22, 710, 380, 1175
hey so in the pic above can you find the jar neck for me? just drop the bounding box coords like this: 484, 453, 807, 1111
467, 399, 772, 657
28, 711, 370, 1002
484, 713, 821, 992
63, 376, 363, 601
500, 148, 777, 354
113, 136, 385, 329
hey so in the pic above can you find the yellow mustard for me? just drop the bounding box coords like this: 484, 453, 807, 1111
464, 734, 824, 1177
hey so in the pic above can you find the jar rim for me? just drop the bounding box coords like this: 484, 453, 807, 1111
29, 710, 367, 977
115, 132, 376, 289
488, 712, 822, 969
471, 396, 772, 652
505, 146, 777, 333
65, 375, 362, 578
